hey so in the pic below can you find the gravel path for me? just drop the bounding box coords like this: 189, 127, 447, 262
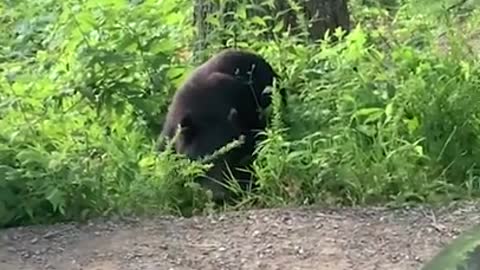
1, 202, 479, 270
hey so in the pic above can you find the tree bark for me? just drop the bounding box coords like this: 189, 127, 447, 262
304, 0, 350, 40
193, 0, 351, 50
193, 0, 215, 60
274, 0, 350, 41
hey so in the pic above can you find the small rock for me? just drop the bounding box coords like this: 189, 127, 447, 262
2, 234, 10, 241
256, 262, 268, 268
282, 216, 292, 225
31, 237, 39, 244
295, 246, 304, 255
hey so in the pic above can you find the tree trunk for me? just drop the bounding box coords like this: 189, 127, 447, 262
193, 0, 239, 60
193, 0, 215, 60
193, 0, 351, 51
275, 0, 350, 41
304, 0, 350, 40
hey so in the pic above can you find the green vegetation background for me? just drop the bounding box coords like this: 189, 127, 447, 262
1, 0, 480, 228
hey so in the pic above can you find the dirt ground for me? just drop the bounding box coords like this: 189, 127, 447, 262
1, 202, 480, 270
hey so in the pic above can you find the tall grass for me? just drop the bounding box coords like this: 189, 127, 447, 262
1, 0, 480, 227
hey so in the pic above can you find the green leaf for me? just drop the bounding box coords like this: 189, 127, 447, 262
422, 223, 480, 270
273, 21, 284, 33
250, 16, 267, 26
237, 6, 247, 20
16, 149, 49, 168
46, 188, 66, 215
354, 107, 384, 124
385, 103, 394, 123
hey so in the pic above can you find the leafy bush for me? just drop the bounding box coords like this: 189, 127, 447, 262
1, 0, 480, 227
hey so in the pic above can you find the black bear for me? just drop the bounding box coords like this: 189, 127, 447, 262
159, 49, 284, 202
190, 48, 287, 110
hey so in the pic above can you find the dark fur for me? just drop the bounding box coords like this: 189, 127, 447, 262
191, 49, 287, 110
159, 49, 283, 202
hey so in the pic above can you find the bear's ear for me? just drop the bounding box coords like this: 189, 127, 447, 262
179, 113, 196, 141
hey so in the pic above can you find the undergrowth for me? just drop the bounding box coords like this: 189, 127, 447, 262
1, 0, 480, 227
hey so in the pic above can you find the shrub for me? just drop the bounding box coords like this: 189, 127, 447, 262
1, 0, 480, 227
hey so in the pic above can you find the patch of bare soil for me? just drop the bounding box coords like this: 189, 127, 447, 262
1, 202, 480, 270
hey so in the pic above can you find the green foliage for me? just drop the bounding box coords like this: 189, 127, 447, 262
0, 0, 210, 227
422, 223, 480, 270
1, 0, 480, 227
252, 5, 480, 206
